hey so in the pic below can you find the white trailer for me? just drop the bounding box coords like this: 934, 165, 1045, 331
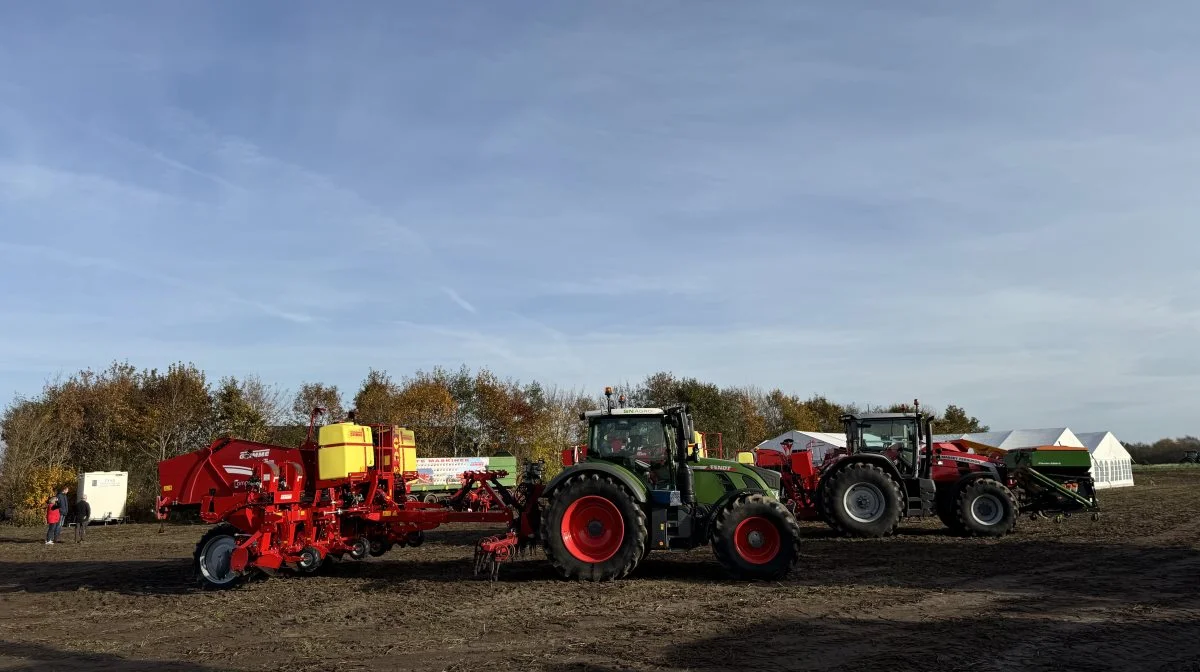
77, 471, 128, 523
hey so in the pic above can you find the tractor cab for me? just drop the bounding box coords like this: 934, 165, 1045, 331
841, 401, 934, 480
577, 388, 690, 490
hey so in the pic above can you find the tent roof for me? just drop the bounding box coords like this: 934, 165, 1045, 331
931, 428, 1083, 450
755, 430, 846, 453
1074, 431, 1133, 460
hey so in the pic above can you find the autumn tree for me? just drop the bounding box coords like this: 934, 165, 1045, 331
800, 395, 847, 433
353, 369, 402, 425
292, 382, 345, 425
762, 389, 820, 436
394, 372, 457, 455
213, 377, 269, 442
142, 363, 213, 463
934, 404, 989, 435
0, 396, 72, 518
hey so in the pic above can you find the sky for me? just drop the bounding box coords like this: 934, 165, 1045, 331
0, 2, 1198, 442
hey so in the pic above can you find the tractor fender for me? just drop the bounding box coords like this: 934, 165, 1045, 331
944, 470, 1008, 501
817, 454, 905, 494
542, 462, 648, 503
702, 487, 769, 541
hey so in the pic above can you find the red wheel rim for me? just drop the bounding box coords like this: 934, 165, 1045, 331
561, 495, 625, 563
733, 516, 781, 564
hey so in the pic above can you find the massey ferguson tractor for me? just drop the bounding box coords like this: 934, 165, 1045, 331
746, 401, 1099, 538
547, 388, 801, 581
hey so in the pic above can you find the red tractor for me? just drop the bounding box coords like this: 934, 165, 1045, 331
746, 401, 1099, 538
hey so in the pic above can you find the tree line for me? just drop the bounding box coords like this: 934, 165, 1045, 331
1125, 437, 1200, 464
0, 360, 991, 523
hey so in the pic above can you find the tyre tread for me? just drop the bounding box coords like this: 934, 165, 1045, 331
711, 493, 802, 580
541, 472, 647, 581
820, 462, 904, 538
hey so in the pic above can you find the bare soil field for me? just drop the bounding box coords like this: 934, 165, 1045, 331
2, 469, 1199, 672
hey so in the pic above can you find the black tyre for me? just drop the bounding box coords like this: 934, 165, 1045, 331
711, 493, 802, 580
193, 523, 247, 590
955, 478, 1018, 537
405, 530, 424, 547
297, 545, 323, 572
368, 539, 393, 557
935, 486, 965, 534
821, 462, 903, 538
348, 537, 370, 561
541, 472, 647, 581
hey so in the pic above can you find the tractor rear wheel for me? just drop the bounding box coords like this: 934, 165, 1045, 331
711, 493, 801, 580
193, 523, 247, 590
821, 463, 903, 538
542, 473, 647, 581
955, 479, 1017, 537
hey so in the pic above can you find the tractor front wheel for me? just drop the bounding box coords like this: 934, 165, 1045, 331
955, 478, 1017, 537
821, 463, 903, 538
193, 523, 247, 590
711, 493, 801, 580
542, 473, 647, 581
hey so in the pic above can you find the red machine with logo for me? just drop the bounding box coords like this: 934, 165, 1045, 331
156, 408, 544, 587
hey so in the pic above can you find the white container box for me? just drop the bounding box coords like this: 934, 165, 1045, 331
77, 471, 128, 522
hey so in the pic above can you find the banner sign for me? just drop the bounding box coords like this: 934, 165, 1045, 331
415, 456, 488, 486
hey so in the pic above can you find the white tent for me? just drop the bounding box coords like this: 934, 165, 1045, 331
1075, 432, 1135, 489
933, 428, 1086, 450
755, 430, 846, 464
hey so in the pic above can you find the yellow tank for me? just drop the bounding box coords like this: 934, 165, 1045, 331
393, 427, 417, 474
317, 422, 375, 481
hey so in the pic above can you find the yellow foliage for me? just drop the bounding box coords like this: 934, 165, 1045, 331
19, 465, 77, 511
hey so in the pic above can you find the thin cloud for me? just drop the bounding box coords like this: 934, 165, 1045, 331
441, 287, 478, 314
0, 241, 315, 325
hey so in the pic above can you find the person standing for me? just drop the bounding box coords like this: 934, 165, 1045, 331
75, 494, 91, 543
53, 486, 70, 543
45, 495, 60, 545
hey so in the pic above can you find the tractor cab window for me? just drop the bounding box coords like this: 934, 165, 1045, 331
590, 417, 670, 465
856, 418, 918, 469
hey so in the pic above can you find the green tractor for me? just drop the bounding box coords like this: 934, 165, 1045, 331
539, 388, 802, 581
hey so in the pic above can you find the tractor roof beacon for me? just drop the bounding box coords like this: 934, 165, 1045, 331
540, 387, 802, 581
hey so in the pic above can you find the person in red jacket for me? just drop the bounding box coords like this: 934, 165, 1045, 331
45, 495, 61, 545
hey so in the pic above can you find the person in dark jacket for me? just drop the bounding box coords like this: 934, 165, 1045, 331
53, 486, 70, 542
75, 494, 91, 542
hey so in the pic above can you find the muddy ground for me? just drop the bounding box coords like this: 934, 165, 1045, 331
2, 469, 1198, 672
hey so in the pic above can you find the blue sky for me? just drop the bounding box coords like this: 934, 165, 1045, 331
1, 2, 1197, 442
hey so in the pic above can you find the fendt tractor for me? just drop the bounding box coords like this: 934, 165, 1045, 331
746, 401, 1100, 538
155, 389, 803, 588
546, 388, 801, 580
